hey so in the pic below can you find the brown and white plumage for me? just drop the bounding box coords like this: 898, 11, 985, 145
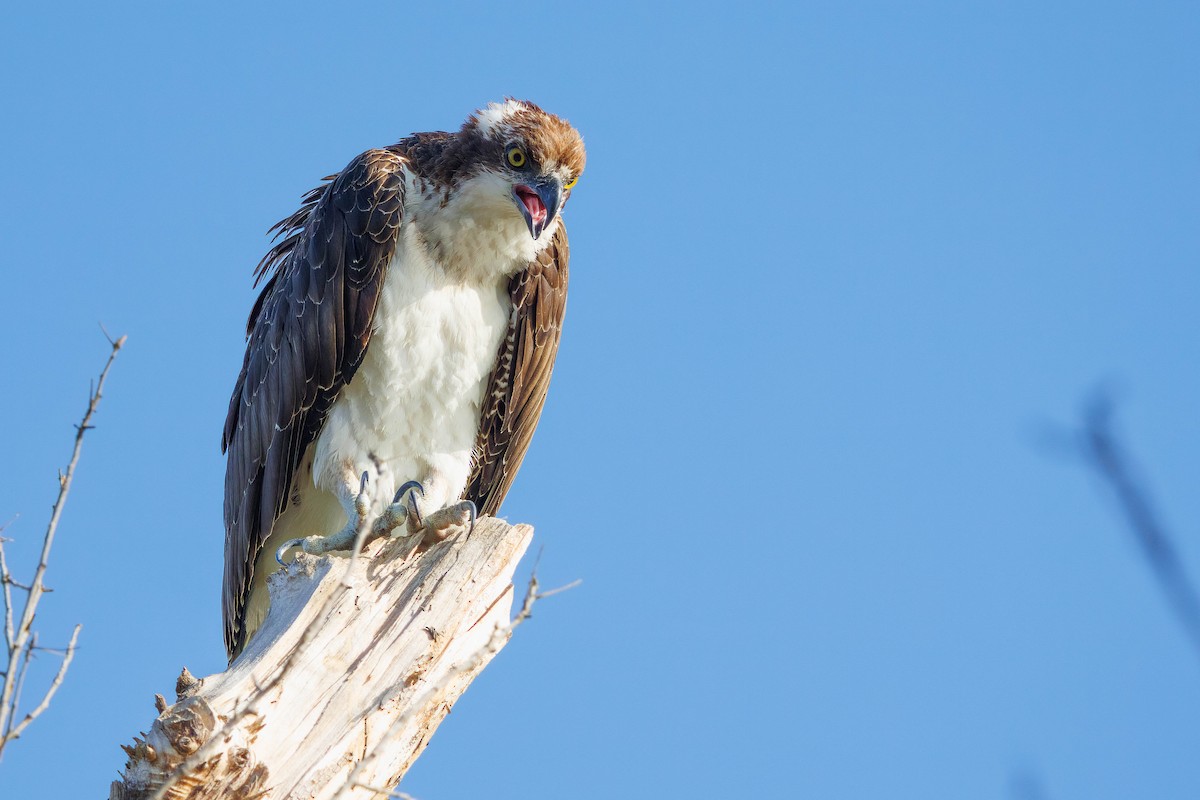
465, 232, 569, 515
222, 100, 584, 660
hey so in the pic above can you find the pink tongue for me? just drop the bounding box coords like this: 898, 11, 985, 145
518, 188, 547, 223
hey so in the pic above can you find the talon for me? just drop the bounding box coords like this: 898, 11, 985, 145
276, 538, 305, 566
353, 471, 371, 518
396, 480, 426, 530
408, 493, 426, 532
464, 500, 477, 533
392, 480, 425, 504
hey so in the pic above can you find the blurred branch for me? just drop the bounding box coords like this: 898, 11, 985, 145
1009, 767, 1049, 800
349, 785, 419, 800
1080, 393, 1200, 660
0, 334, 125, 758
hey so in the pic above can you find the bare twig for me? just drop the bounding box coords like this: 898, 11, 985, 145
0, 335, 125, 757
343, 472, 376, 587
350, 784, 419, 800
1081, 393, 1200, 660
4, 633, 36, 743
1009, 767, 1050, 800
5, 625, 80, 743
0, 537, 15, 654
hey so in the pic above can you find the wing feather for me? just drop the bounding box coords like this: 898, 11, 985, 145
465, 225, 569, 516
222, 148, 406, 659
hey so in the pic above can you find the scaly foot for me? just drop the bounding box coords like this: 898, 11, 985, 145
276, 471, 372, 565
373, 480, 477, 543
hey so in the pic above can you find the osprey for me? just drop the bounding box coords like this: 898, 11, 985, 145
221, 100, 585, 660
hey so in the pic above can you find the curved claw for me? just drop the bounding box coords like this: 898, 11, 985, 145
392, 480, 425, 504
395, 480, 425, 527
464, 499, 478, 533
352, 471, 372, 518
276, 538, 305, 566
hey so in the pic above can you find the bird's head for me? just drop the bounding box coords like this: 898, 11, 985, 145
459, 99, 586, 241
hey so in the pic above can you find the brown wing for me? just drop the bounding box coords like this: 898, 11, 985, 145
465, 224, 569, 515
221, 148, 406, 659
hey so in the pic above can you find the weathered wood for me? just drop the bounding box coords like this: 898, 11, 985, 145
110, 517, 534, 800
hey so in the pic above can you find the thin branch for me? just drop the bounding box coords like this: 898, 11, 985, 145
1009, 767, 1050, 800
0, 538, 14, 653
0, 335, 125, 756
1081, 393, 1200, 661
343, 471, 376, 587
3, 577, 34, 593
532, 577, 583, 602
6, 624, 80, 742
3, 633, 36, 743
351, 783, 420, 800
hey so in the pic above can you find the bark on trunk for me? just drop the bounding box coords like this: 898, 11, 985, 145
110, 517, 533, 800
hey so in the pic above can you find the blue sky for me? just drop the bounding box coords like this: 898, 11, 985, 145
2, 2, 1198, 798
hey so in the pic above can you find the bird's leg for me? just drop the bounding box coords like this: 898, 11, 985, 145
411, 498, 477, 543
370, 480, 424, 539
373, 479, 477, 544
276, 471, 372, 564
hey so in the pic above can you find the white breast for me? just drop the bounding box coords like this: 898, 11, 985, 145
311, 223, 511, 515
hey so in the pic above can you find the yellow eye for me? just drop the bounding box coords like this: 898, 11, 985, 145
564, 174, 579, 190
506, 147, 527, 168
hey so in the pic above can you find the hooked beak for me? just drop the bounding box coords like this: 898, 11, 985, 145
512, 177, 562, 240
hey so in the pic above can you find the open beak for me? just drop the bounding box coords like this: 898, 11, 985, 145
512, 177, 562, 240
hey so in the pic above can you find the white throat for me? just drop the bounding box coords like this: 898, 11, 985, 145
410, 171, 559, 282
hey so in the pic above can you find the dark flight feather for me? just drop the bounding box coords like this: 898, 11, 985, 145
222, 149, 405, 658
